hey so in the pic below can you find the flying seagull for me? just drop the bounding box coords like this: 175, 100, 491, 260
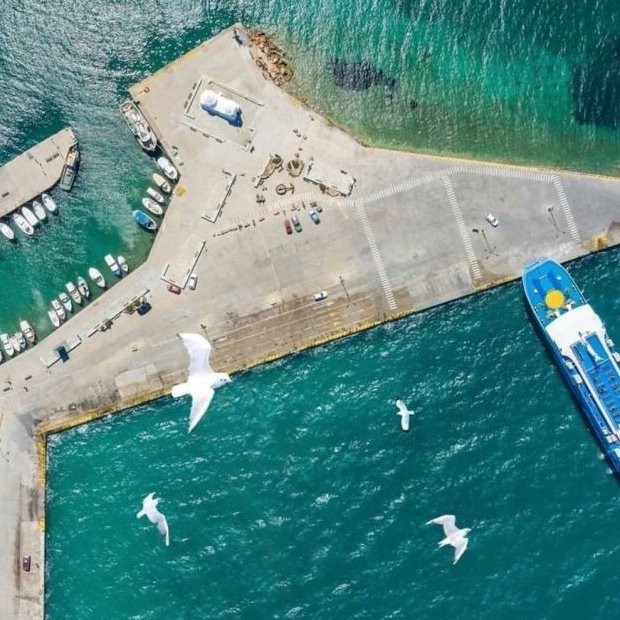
426, 514, 470, 564
395, 398, 413, 432
171, 332, 231, 432
137, 492, 170, 546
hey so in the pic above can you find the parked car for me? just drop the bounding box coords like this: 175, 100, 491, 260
137, 302, 152, 316
485, 213, 499, 227
309, 209, 321, 224
291, 215, 302, 233
284, 218, 293, 235
167, 283, 182, 295
314, 291, 328, 301
188, 273, 198, 290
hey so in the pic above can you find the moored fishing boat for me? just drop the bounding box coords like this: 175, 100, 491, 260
32, 200, 47, 222
59, 145, 80, 191
524, 258, 620, 476
141, 197, 163, 216
51, 298, 66, 321
21, 206, 40, 227
152, 173, 171, 194
59, 291, 72, 313
0, 222, 15, 241
146, 186, 165, 204
1, 333, 15, 357
104, 254, 121, 277
19, 320, 36, 344
48, 309, 60, 328
13, 212, 34, 236
119, 99, 158, 153
117, 255, 129, 274
66, 281, 82, 305
88, 267, 106, 289
77, 276, 90, 299
133, 209, 157, 232
156, 156, 178, 181
11, 333, 23, 353
41, 193, 58, 214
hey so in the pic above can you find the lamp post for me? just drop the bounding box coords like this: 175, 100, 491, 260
471, 228, 492, 253
548, 204, 560, 235
339, 275, 350, 302
200, 323, 209, 339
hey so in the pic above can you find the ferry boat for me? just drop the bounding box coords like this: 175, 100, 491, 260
119, 99, 157, 153
523, 258, 620, 474
59, 144, 80, 191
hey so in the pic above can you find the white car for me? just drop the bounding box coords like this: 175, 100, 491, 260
314, 291, 328, 301
188, 273, 198, 290
485, 213, 499, 227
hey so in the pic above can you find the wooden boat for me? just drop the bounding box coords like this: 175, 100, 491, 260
66, 281, 82, 305
156, 156, 178, 181
19, 320, 35, 344
141, 197, 163, 216
51, 298, 66, 321
21, 206, 40, 228
146, 187, 165, 204
59, 291, 72, 313
1, 333, 15, 357
88, 267, 106, 289
41, 193, 58, 214
152, 173, 171, 194
133, 209, 157, 232
77, 276, 90, 299
0, 222, 15, 241
48, 309, 60, 328
117, 256, 129, 274
59, 145, 80, 191
32, 201, 47, 222
12, 212, 34, 236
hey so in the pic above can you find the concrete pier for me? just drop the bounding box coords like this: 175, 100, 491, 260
2, 24, 620, 618
0, 127, 77, 219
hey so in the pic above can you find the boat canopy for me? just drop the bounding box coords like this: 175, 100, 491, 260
199, 89, 241, 122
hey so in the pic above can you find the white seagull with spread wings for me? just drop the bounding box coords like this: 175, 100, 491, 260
137, 492, 170, 546
395, 398, 413, 432
426, 514, 471, 564
172, 332, 231, 432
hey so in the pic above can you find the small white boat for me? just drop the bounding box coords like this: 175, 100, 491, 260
1, 333, 15, 357
11, 333, 23, 353
13, 212, 34, 236
0, 222, 15, 241
77, 276, 90, 299
104, 254, 121, 277
48, 309, 60, 328
66, 281, 82, 305
89, 267, 106, 289
156, 156, 178, 181
21, 206, 40, 227
146, 187, 165, 204
51, 298, 66, 321
19, 320, 36, 344
41, 193, 58, 214
152, 173, 171, 194
117, 255, 129, 274
59, 291, 72, 313
141, 197, 163, 216
32, 200, 47, 222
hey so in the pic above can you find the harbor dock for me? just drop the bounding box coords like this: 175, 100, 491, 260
0, 127, 77, 218
3, 24, 620, 618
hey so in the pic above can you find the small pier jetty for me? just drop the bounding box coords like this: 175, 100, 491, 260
0, 127, 77, 218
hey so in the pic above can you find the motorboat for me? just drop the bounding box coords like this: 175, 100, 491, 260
11, 333, 23, 353
77, 276, 90, 299
119, 99, 158, 153
1, 333, 15, 357
12, 212, 34, 236
88, 267, 106, 289
146, 187, 165, 204
51, 298, 66, 321
141, 197, 163, 216
117, 255, 129, 274
0, 222, 15, 241
59, 145, 80, 191
105, 254, 121, 277
48, 309, 60, 328
152, 173, 171, 194
19, 320, 36, 344
66, 281, 82, 305
41, 193, 58, 214
21, 206, 40, 227
32, 200, 47, 222
133, 209, 157, 232
156, 156, 178, 181
59, 292, 72, 313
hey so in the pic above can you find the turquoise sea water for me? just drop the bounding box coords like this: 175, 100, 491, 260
0, 0, 615, 617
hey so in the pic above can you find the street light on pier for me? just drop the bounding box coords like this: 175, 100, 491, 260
471, 228, 492, 253
339, 275, 350, 302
